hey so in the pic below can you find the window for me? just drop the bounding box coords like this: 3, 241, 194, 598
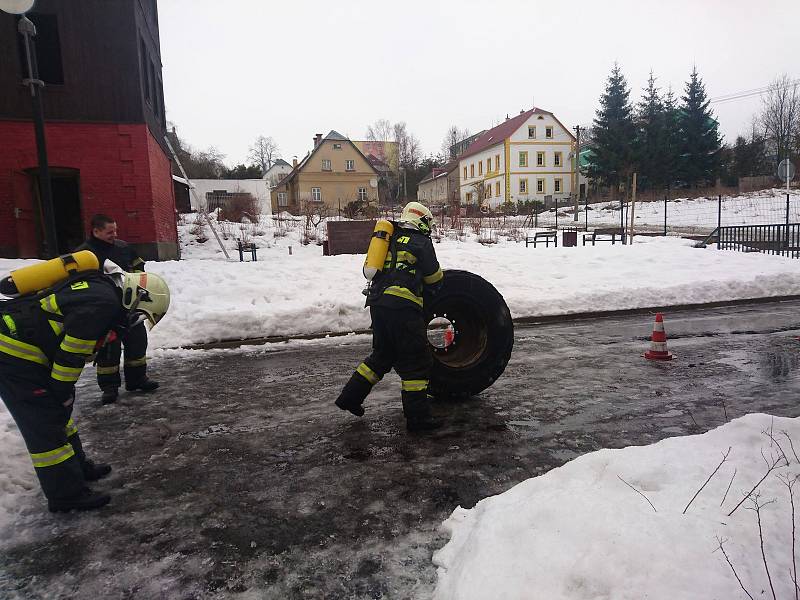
537, 152, 545, 167
486, 184, 492, 198
312, 187, 321, 202
495, 181, 501, 196
554, 178, 562, 193
333, 143, 342, 150
554, 152, 562, 167
495, 155, 500, 171
322, 159, 332, 171
519, 178, 528, 194
537, 178, 545, 193
470, 164, 475, 178
18, 14, 64, 84
277, 192, 288, 207
358, 187, 367, 201
466, 192, 473, 203
545, 126, 553, 139
345, 159, 355, 171
519, 151, 528, 167
486, 158, 491, 173
478, 161, 483, 176
528, 126, 536, 139
463, 166, 468, 179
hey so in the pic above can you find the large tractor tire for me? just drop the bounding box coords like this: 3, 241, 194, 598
426, 269, 514, 399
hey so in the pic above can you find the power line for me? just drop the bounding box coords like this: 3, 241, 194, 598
709, 79, 800, 104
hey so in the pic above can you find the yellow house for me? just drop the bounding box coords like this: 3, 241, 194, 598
271, 131, 380, 214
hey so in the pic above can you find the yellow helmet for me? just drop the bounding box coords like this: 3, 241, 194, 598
400, 201, 434, 235
121, 272, 171, 328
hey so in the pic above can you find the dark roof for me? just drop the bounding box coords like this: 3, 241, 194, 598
325, 130, 348, 141
273, 158, 291, 167
458, 107, 575, 160
419, 160, 458, 184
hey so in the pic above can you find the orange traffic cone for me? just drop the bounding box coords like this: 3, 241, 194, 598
645, 313, 673, 360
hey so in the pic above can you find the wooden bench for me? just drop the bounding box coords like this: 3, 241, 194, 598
525, 230, 558, 248
583, 228, 624, 246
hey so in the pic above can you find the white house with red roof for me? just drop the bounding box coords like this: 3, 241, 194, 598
458, 107, 576, 208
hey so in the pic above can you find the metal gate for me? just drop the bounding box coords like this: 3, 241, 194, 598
718, 223, 800, 258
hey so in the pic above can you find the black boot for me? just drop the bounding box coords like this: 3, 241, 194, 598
126, 378, 159, 392
101, 388, 118, 405
48, 487, 111, 513
403, 389, 444, 432
83, 460, 112, 482
335, 373, 373, 417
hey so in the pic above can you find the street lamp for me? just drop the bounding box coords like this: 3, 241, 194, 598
1, 0, 59, 258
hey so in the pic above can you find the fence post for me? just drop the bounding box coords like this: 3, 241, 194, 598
585, 195, 588, 231
787, 193, 791, 252
717, 194, 722, 250
664, 195, 667, 236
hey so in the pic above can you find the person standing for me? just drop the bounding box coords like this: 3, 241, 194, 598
335, 202, 445, 432
0, 267, 170, 512
76, 214, 157, 403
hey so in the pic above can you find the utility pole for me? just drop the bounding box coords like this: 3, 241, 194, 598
572, 125, 582, 222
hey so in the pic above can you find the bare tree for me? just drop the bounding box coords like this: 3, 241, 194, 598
441, 125, 471, 160
394, 121, 422, 169
759, 74, 800, 164
365, 119, 394, 144
249, 135, 281, 173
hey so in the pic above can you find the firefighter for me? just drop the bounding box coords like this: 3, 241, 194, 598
335, 201, 445, 432
76, 214, 155, 403
0, 266, 170, 512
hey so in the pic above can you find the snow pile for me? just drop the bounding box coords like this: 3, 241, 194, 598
433, 413, 800, 600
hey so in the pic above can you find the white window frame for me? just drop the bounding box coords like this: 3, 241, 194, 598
536, 178, 545, 193
277, 192, 288, 207
358, 187, 367, 201
537, 152, 545, 167
322, 159, 332, 171
519, 151, 528, 167
554, 178, 562, 193
545, 126, 553, 139
528, 125, 536, 139
312, 187, 322, 202
519, 178, 527, 194
345, 159, 355, 171
554, 152, 562, 167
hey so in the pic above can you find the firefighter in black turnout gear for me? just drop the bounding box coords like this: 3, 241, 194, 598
336, 202, 445, 432
76, 214, 155, 404
0, 260, 170, 512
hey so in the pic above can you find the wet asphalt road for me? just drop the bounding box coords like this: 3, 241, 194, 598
1, 301, 800, 599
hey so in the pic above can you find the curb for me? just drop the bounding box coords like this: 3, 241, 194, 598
174, 295, 800, 351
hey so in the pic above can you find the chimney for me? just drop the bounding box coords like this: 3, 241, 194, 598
313, 133, 323, 147
506, 114, 510, 120
292, 157, 298, 169
520, 109, 524, 114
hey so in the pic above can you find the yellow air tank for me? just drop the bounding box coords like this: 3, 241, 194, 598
362, 220, 394, 280
0, 250, 100, 297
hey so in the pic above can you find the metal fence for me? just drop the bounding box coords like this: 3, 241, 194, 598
718, 223, 800, 259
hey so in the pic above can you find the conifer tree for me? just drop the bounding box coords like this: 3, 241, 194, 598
635, 71, 666, 190
662, 86, 682, 192
588, 63, 636, 196
678, 68, 723, 186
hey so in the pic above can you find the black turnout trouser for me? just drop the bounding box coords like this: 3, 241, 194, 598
96, 322, 148, 390
341, 305, 433, 419
0, 362, 88, 501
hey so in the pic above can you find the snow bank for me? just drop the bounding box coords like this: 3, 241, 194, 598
433, 413, 800, 600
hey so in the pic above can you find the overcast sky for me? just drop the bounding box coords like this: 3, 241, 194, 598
158, 0, 800, 167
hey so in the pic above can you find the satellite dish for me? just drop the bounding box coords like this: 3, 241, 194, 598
369, 178, 378, 188
0, 0, 35, 14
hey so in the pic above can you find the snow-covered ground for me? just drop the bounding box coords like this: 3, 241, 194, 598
1, 194, 799, 598
433, 413, 800, 600
4, 199, 798, 350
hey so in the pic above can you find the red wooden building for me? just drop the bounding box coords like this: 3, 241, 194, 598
0, 0, 178, 259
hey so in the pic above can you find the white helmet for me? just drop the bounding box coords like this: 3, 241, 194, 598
121, 272, 171, 328
400, 201, 434, 235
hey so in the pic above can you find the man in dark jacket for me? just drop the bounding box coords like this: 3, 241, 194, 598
0, 267, 170, 512
76, 214, 156, 403
335, 201, 444, 432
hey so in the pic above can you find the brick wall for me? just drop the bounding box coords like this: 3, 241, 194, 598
326, 220, 376, 255
0, 120, 177, 259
